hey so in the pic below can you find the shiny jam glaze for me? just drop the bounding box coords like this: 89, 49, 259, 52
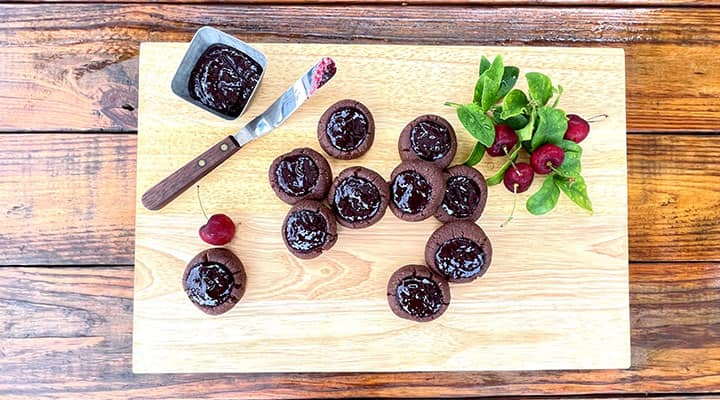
275, 154, 319, 197
284, 209, 328, 252
325, 107, 369, 151
395, 276, 444, 318
310, 57, 337, 94
434, 237, 485, 280
188, 44, 263, 118
391, 170, 432, 214
410, 120, 452, 161
440, 175, 481, 218
185, 261, 235, 307
333, 176, 381, 222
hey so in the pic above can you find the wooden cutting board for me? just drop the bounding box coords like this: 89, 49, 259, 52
133, 43, 629, 373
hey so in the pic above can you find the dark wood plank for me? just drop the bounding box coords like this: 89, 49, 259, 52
7, 0, 717, 5
1, 262, 718, 398
1, 5, 719, 133
1, 133, 718, 265
627, 134, 720, 262
0, 134, 136, 265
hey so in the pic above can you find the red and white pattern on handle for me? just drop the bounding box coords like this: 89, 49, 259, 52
310, 57, 337, 95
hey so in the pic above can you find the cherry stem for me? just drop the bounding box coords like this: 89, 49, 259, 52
501, 184, 518, 227
196, 185, 208, 221
549, 165, 562, 175
586, 113, 609, 123
504, 146, 520, 172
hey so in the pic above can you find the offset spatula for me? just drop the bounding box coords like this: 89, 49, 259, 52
142, 57, 337, 211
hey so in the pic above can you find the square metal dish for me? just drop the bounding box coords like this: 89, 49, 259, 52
171, 26, 267, 120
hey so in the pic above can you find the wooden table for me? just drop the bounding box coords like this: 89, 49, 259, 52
1, 2, 718, 398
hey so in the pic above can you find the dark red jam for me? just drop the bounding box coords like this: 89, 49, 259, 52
188, 44, 262, 118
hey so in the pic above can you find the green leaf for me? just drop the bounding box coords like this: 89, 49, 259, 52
530, 106, 568, 151
492, 106, 503, 123
456, 103, 496, 147
481, 75, 497, 112
486, 145, 521, 186
526, 175, 560, 215
503, 114, 530, 131
500, 89, 528, 120
480, 56, 505, 111
551, 84, 564, 108
555, 175, 593, 212
463, 142, 486, 166
526, 72, 553, 106
555, 154, 581, 178
494, 106, 530, 131
473, 77, 485, 106
554, 139, 582, 178
479, 56, 491, 76
495, 66, 520, 102
474, 56, 503, 106
516, 107, 536, 142
558, 139, 583, 155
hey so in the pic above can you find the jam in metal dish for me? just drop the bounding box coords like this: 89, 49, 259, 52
188, 44, 263, 118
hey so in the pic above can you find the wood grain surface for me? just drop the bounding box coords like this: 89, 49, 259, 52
1, 1, 719, 397
133, 43, 629, 373
9, 0, 717, 5
1, 5, 719, 133
2, 262, 718, 397
0, 134, 137, 265
2, 133, 717, 266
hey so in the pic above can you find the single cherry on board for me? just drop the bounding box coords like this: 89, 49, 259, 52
196, 186, 236, 246
199, 214, 236, 246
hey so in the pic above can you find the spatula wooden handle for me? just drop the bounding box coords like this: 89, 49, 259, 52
141, 136, 242, 211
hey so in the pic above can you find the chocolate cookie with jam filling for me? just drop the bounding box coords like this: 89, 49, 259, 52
425, 221, 493, 283
327, 166, 388, 229
282, 200, 338, 259
387, 264, 451, 322
182, 248, 247, 315
398, 114, 457, 169
317, 100, 375, 160
388, 160, 445, 222
268, 147, 332, 205
435, 165, 488, 223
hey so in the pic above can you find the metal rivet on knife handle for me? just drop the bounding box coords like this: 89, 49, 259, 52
198, 160, 207, 167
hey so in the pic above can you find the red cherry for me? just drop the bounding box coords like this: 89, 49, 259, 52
564, 114, 590, 143
530, 144, 565, 175
503, 163, 534, 193
199, 214, 236, 245
487, 124, 519, 157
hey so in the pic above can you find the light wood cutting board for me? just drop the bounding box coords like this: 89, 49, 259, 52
133, 43, 629, 373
